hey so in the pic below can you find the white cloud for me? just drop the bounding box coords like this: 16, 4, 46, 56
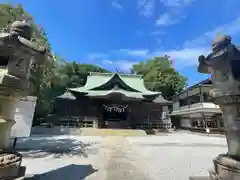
111, 1, 123, 9
155, 0, 193, 27
156, 13, 171, 26
87, 53, 106, 61
138, 0, 155, 17
119, 49, 149, 57
152, 48, 210, 68
149, 30, 165, 36
151, 16, 240, 69
159, 0, 194, 7
115, 60, 137, 71
184, 17, 240, 48
101, 59, 136, 72
102, 59, 113, 65
156, 12, 185, 26
106, 47, 208, 70
92, 16, 240, 71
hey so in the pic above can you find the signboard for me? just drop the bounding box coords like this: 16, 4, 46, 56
11, 96, 37, 138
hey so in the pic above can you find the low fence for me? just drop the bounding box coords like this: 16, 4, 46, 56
180, 127, 225, 134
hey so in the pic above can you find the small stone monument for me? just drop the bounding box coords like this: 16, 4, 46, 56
197, 35, 240, 180
0, 21, 46, 179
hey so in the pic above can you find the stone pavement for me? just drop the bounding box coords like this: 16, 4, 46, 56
86, 136, 155, 180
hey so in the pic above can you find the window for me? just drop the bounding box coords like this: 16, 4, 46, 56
188, 95, 200, 104
179, 98, 188, 106
191, 118, 205, 128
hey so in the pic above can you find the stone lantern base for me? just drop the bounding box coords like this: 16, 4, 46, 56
190, 155, 240, 180
209, 154, 240, 180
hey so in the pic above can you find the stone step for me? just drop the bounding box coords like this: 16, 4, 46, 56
80, 128, 147, 136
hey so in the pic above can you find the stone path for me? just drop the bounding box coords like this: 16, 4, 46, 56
87, 137, 155, 180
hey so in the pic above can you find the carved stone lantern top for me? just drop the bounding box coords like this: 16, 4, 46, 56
10, 20, 32, 40
197, 35, 240, 98
0, 20, 46, 54
0, 21, 47, 93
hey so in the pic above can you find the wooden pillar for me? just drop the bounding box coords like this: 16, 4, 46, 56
98, 103, 102, 128
127, 106, 130, 129
202, 113, 206, 129
200, 86, 203, 102
216, 115, 221, 131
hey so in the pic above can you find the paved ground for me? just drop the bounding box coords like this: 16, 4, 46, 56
16, 132, 227, 180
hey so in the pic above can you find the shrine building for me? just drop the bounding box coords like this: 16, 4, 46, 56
50, 72, 172, 130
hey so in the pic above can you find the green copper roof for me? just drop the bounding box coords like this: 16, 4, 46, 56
86, 89, 144, 99
69, 72, 159, 95
60, 72, 172, 104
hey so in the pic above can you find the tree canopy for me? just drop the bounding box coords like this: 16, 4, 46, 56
131, 56, 187, 98
0, 4, 110, 118
0, 3, 187, 119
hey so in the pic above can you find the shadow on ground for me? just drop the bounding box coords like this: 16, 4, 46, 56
15, 136, 99, 158
30, 164, 97, 180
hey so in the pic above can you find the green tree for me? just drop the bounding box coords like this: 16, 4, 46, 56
0, 4, 57, 117
0, 3, 111, 118
52, 61, 110, 91
131, 56, 187, 98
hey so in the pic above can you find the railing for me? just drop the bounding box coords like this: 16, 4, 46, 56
173, 102, 220, 112
47, 115, 95, 128
135, 123, 171, 129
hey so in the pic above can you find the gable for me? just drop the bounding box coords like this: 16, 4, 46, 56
90, 73, 140, 92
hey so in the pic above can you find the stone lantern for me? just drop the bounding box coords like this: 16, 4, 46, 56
197, 35, 240, 180
0, 21, 46, 179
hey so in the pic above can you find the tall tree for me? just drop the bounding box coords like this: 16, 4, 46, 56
52, 61, 110, 91
0, 4, 111, 118
131, 56, 187, 98
0, 4, 57, 117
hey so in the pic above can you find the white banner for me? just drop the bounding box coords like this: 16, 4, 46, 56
11, 96, 37, 138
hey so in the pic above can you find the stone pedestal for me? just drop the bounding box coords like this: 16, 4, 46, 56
0, 87, 21, 149
210, 154, 240, 180
207, 95, 240, 179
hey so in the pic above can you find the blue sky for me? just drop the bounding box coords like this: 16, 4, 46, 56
2, 0, 240, 86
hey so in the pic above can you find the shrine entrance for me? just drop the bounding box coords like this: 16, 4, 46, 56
102, 104, 129, 129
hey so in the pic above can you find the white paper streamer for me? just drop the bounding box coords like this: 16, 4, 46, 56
103, 104, 128, 113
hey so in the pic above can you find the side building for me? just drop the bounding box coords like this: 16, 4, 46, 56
48, 72, 172, 130
169, 78, 224, 133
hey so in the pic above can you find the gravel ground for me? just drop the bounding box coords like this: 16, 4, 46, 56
17, 135, 104, 179
127, 132, 228, 180
16, 132, 227, 180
